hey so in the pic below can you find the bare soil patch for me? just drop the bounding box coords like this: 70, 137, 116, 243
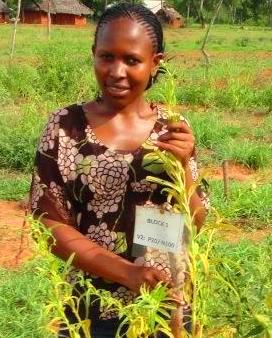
219, 227, 272, 244
0, 200, 33, 269
205, 162, 254, 181
170, 51, 272, 63
254, 68, 272, 88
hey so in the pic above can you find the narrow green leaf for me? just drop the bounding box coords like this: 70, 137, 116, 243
142, 153, 165, 174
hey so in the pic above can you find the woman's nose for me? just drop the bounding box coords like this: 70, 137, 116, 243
109, 61, 126, 78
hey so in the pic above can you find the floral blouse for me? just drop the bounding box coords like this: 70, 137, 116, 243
30, 103, 208, 323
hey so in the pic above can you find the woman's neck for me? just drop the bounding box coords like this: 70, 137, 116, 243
95, 96, 153, 118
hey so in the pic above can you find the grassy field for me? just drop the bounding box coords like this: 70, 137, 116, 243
0, 23, 272, 337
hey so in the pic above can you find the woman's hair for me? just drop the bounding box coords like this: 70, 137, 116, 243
94, 2, 165, 89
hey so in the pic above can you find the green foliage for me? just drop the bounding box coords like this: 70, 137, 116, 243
218, 140, 272, 169
1, 63, 41, 101
207, 236, 272, 336
0, 261, 54, 338
0, 106, 46, 172
114, 284, 173, 337
35, 43, 97, 104
148, 57, 272, 110
1, 233, 272, 337
0, 43, 97, 107
209, 180, 272, 228
27, 217, 176, 338
167, 0, 272, 26
0, 170, 30, 200
186, 111, 241, 150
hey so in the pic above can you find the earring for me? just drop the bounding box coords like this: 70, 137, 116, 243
150, 69, 157, 86
151, 69, 157, 77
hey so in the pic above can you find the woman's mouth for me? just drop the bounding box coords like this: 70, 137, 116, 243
106, 85, 130, 97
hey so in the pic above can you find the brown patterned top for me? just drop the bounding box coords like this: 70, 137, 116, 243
30, 103, 208, 322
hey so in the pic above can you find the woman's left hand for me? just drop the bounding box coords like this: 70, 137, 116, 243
156, 121, 195, 168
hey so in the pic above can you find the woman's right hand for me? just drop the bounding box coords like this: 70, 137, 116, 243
124, 264, 172, 294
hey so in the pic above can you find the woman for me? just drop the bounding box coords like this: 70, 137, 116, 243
30, 3, 207, 337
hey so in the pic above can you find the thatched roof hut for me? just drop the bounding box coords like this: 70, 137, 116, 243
144, 0, 162, 14
0, 0, 10, 23
22, 0, 92, 26
156, 7, 185, 28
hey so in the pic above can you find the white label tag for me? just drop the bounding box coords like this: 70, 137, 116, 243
133, 206, 184, 253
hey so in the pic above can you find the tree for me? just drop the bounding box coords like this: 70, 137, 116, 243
9, 0, 43, 59
10, 0, 22, 59
47, 0, 51, 39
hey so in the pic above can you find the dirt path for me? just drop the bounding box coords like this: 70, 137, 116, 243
0, 200, 33, 269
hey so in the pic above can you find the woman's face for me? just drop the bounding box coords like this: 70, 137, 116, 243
93, 18, 162, 108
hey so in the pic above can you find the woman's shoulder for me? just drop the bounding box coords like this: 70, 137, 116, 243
46, 103, 86, 132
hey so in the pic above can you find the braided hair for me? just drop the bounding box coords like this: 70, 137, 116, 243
93, 2, 165, 89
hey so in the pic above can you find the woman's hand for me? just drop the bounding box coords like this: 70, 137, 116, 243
156, 121, 195, 168
124, 264, 172, 294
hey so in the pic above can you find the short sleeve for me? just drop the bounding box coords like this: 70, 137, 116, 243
188, 155, 210, 212
29, 109, 75, 225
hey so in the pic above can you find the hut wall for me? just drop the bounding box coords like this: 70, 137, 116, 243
74, 15, 86, 26
52, 14, 87, 26
52, 13, 75, 25
0, 13, 8, 23
170, 18, 182, 28
22, 11, 88, 26
22, 11, 48, 24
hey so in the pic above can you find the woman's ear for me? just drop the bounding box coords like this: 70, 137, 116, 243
152, 53, 164, 75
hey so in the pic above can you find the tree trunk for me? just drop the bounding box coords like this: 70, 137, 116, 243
187, 1, 190, 25
229, 4, 237, 25
233, 6, 236, 25
191, 0, 205, 28
269, 0, 272, 26
10, 0, 22, 59
47, 0, 51, 40
200, 0, 204, 12
200, 0, 224, 77
199, 0, 205, 28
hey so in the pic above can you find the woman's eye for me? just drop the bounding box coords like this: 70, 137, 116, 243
126, 57, 139, 66
100, 54, 113, 61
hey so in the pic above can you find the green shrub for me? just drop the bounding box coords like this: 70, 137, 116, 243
0, 261, 54, 338
218, 140, 272, 169
207, 236, 272, 335
0, 170, 30, 200
0, 106, 46, 172
185, 111, 241, 149
209, 180, 272, 228
2, 63, 41, 101
235, 37, 252, 48
214, 79, 256, 109
254, 86, 272, 111
36, 44, 97, 105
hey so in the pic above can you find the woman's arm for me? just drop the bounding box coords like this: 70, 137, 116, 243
42, 217, 171, 293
